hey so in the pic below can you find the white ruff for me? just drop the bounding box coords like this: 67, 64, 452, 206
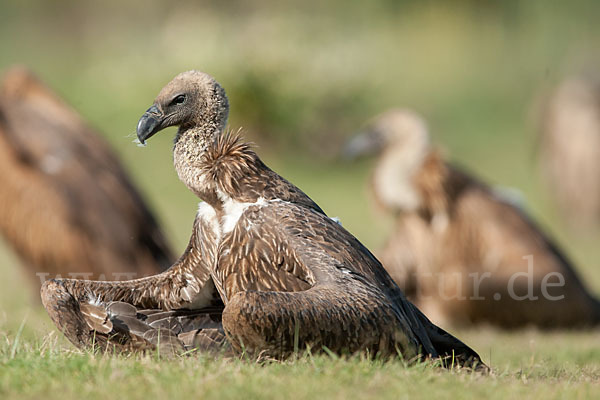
197, 195, 269, 237
221, 196, 268, 233
197, 201, 220, 239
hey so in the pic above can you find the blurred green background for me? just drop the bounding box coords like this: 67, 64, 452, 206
1, 0, 599, 334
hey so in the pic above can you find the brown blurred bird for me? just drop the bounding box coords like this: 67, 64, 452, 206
538, 75, 600, 231
40, 71, 485, 369
0, 66, 174, 290
344, 109, 600, 328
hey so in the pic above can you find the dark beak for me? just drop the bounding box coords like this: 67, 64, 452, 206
136, 104, 164, 145
342, 130, 384, 160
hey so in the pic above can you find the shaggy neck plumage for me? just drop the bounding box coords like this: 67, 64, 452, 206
174, 127, 265, 212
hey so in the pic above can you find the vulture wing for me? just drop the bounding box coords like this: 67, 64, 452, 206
40, 214, 226, 353
218, 200, 484, 368
0, 66, 174, 286
455, 177, 600, 326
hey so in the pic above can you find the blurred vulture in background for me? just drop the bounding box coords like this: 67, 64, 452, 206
0, 66, 174, 291
538, 75, 600, 231
344, 109, 600, 329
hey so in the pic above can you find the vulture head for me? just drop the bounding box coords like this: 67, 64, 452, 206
344, 109, 430, 160
136, 70, 229, 145
344, 109, 433, 212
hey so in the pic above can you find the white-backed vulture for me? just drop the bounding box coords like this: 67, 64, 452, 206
0, 66, 174, 290
538, 75, 600, 231
40, 71, 485, 370
345, 109, 600, 328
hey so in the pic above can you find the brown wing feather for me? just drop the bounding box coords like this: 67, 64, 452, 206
41, 214, 226, 353
452, 175, 600, 326
42, 215, 217, 310
79, 302, 113, 334
218, 201, 484, 367
216, 206, 315, 301
42, 279, 227, 355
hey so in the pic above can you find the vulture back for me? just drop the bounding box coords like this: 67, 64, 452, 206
0, 66, 174, 289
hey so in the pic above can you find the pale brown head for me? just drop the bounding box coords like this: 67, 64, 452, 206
136, 71, 229, 144
344, 109, 430, 159
344, 109, 433, 212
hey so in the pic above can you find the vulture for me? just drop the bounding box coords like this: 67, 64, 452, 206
0, 66, 174, 290
344, 109, 600, 328
538, 75, 600, 231
41, 71, 485, 369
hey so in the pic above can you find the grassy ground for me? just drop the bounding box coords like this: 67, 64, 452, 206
1, 1, 600, 398
1, 329, 599, 399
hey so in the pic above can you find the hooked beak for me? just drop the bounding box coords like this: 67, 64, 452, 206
341, 130, 385, 160
136, 104, 164, 145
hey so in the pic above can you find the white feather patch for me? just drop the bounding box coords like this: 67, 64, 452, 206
180, 279, 216, 309
330, 216, 343, 226
197, 201, 220, 239
221, 196, 268, 234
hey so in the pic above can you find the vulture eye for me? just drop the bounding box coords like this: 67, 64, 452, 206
170, 94, 186, 106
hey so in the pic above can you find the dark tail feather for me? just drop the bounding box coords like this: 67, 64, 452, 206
411, 304, 488, 371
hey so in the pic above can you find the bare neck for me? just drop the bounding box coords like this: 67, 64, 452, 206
173, 128, 266, 211
173, 126, 217, 202
373, 144, 428, 213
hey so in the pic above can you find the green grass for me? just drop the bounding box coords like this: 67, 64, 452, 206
1, 331, 599, 400
1, 1, 600, 398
